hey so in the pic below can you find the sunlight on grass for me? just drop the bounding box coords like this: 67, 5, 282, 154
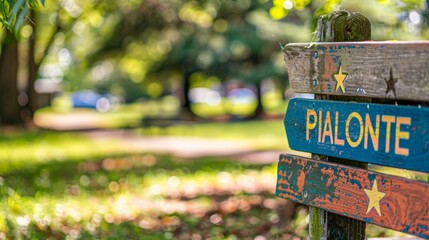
0, 125, 417, 239
0, 150, 300, 239
34, 103, 146, 129
0, 131, 131, 175
157, 120, 288, 151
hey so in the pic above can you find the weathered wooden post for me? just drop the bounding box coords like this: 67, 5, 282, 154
276, 9, 429, 240
311, 11, 371, 240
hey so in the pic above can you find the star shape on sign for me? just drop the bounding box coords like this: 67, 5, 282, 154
385, 67, 398, 98
334, 66, 347, 93
364, 180, 386, 216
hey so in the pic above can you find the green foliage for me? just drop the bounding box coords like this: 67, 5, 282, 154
0, 0, 43, 37
35, 0, 290, 99
31, 0, 429, 107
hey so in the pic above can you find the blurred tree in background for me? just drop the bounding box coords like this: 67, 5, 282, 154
0, 0, 45, 124
0, 0, 428, 125
40, 0, 295, 119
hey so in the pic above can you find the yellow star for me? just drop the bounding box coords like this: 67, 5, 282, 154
364, 180, 386, 216
334, 66, 347, 93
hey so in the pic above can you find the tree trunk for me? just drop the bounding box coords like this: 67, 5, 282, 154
27, 9, 39, 119
181, 69, 198, 121
248, 54, 264, 119
0, 31, 23, 125
247, 81, 264, 119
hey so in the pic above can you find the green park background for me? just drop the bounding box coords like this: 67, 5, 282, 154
0, 0, 428, 239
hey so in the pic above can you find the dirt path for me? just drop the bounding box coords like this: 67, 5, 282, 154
85, 129, 284, 163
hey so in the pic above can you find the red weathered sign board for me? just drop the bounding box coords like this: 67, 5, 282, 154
276, 154, 429, 238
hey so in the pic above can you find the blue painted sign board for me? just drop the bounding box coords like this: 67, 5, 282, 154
284, 98, 429, 172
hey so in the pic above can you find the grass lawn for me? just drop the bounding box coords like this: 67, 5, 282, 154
0, 129, 309, 239
141, 119, 290, 151
0, 121, 420, 239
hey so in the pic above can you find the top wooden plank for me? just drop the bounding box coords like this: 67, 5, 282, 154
284, 41, 429, 101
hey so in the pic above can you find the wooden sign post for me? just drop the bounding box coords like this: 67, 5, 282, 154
309, 11, 371, 239
277, 10, 429, 240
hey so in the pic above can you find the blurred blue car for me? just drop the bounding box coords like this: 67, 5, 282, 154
71, 90, 117, 112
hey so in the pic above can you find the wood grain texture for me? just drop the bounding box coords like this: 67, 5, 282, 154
284, 41, 429, 101
284, 98, 429, 172
316, 11, 371, 42
276, 154, 429, 238
310, 11, 370, 240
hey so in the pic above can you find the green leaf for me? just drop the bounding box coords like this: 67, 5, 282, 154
7, 0, 25, 26
40, 0, 45, 6
6, 0, 15, 7
12, 2, 28, 38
